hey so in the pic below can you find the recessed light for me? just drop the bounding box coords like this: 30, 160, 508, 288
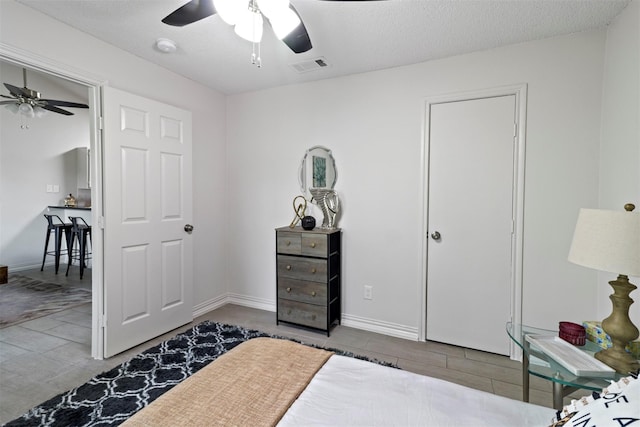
156, 38, 177, 53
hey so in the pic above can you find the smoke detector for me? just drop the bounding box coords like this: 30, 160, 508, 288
156, 38, 177, 53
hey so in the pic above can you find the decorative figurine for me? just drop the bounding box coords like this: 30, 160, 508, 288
309, 188, 340, 229
301, 216, 316, 230
289, 195, 307, 228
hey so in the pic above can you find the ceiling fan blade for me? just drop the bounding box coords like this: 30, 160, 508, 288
42, 104, 74, 116
0, 100, 17, 105
162, 0, 216, 27
1, 94, 16, 99
4, 83, 29, 98
42, 99, 89, 109
282, 4, 312, 54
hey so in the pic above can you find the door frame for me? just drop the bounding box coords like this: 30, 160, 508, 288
419, 84, 527, 360
0, 43, 108, 359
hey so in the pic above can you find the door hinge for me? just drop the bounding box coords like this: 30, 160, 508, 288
98, 116, 104, 130
511, 220, 515, 234
98, 216, 105, 229
100, 314, 107, 328
513, 123, 517, 138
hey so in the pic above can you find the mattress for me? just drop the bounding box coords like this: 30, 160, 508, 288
279, 354, 555, 426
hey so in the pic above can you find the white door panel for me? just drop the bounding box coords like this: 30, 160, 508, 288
103, 87, 193, 358
426, 95, 515, 355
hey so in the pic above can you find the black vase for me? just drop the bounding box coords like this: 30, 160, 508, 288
301, 216, 316, 230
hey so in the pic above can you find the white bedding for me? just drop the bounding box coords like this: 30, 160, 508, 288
278, 354, 555, 427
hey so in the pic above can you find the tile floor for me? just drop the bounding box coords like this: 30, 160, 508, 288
1, 272, 569, 424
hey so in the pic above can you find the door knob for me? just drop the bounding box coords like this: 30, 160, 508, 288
430, 231, 441, 240
184, 224, 194, 233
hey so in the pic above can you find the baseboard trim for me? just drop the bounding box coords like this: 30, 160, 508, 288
226, 293, 276, 312
192, 294, 228, 318
341, 313, 419, 341
192, 296, 418, 341
193, 293, 276, 318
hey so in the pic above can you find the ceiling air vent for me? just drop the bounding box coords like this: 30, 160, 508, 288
290, 57, 330, 74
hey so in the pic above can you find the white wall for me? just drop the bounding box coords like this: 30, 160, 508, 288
0, 1, 228, 305
2, 0, 636, 339
598, 0, 640, 326
227, 30, 608, 333
0, 62, 90, 269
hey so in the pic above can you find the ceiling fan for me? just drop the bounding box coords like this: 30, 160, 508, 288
1, 68, 89, 117
162, 0, 383, 56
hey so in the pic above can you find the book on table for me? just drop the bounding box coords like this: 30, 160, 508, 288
525, 335, 616, 378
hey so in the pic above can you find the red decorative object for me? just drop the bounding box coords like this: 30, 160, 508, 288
559, 321, 586, 346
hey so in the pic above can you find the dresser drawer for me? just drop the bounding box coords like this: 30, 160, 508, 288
301, 233, 327, 257
278, 277, 327, 304
276, 231, 301, 255
278, 299, 327, 330
277, 255, 327, 283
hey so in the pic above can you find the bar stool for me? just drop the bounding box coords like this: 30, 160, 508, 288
41, 214, 73, 274
66, 216, 92, 279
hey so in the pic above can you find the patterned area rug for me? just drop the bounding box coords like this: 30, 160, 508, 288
0, 274, 92, 329
6, 321, 395, 427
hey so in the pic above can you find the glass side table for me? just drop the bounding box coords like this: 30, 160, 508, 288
506, 322, 624, 410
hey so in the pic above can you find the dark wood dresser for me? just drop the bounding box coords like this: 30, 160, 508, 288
276, 226, 341, 336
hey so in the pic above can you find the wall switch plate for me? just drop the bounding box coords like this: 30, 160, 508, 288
46, 184, 53, 193
53, 185, 60, 193
364, 285, 373, 300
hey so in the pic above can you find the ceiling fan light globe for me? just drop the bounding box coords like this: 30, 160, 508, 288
5, 103, 19, 114
270, 7, 300, 40
34, 106, 48, 118
214, 0, 248, 26
18, 102, 34, 118
234, 9, 263, 43
256, 0, 289, 19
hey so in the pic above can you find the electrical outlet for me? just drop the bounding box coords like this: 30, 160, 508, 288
46, 184, 53, 193
364, 285, 373, 300
53, 184, 60, 193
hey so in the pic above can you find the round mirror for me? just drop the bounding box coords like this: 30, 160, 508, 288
298, 146, 337, 201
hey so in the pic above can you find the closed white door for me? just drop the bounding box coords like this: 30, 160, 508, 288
426, 95, 515, 355
102, 87, 193, 358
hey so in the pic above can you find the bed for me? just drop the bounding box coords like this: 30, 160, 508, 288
122, 337, 557, 426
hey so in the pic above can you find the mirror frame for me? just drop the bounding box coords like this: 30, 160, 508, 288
298, 146, 337, 201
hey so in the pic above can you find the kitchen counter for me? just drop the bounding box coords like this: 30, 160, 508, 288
48, 206, 91, 210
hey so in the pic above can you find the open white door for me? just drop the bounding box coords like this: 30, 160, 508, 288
102, 87, 193, 358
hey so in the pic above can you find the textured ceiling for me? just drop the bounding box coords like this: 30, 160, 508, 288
15, 0, 632, 95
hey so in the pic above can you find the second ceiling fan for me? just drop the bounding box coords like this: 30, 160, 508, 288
162, 0, 383, 55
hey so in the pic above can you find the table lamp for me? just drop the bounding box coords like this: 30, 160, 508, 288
568, 203, 640, 374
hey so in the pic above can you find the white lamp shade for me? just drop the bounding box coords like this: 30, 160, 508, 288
268, 7, 300, 39
213, 0, 247, 25
234, 9, 263, 42
568, 208, 640, 276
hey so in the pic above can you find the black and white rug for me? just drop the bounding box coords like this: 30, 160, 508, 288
6, 321, 394, 426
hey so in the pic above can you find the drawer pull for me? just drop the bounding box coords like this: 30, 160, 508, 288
286, 265, 292, 270
286, 287, 292, 293
286, 241, 291, 246
311, 268, 316, 274
311, 314, 317, 320
311, 291, 316, 297
310, 242, 316, 248
287, 309, 292, 315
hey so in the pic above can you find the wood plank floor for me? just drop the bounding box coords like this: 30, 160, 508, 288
1, 276, 569, 424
